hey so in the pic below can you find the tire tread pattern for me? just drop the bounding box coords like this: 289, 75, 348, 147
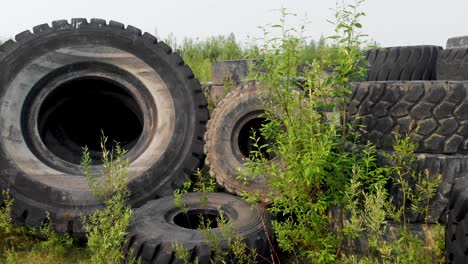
437, 48, 468, 80
365, 46, 441, 81
349, 81, 468, 154
0, 18, 209, 233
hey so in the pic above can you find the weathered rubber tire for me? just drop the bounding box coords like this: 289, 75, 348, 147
0, 19, 208, 233
376, 151, 468, 223
436, 48, 468, 80
126, 193, 271, 264
365, 46, 441, 81
205, 81, 273, 196
348, 81, 468, 154
211, 59, 253, 86
446, 175, 468, 263
446, 36, 468, 49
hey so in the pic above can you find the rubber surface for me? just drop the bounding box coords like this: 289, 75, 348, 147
205, 81, 272, 196
446, 36, 468, 49
211, 60, 252, 86
376, 151, 468, 223
436, 48, 468, 80
365, 46, 441, 81
0, 18, 208, 234
126, 193, 271, 264
446, 175, 468, 263
348, 81, 468, 154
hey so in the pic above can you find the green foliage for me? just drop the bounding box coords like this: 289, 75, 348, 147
243, 4, 368, 262
242, 1, 445, 263
173, 171, 258, 263
81, 135, 129, 201
81, 136, 139, 264
167, 34, 250, 82
36, 213, 74, 255
173, 211, 258, 264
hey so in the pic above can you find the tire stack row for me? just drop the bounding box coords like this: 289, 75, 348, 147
350, 38, 468, 263
204, 39, 468, 262
0, 19, 271, 264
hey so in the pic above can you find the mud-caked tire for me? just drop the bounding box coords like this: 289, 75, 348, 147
0, 18, 208, 234
205, 81, 274, 196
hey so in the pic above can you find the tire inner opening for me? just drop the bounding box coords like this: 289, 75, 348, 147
173, 209, 227, 229
38, 77, 144, 165
237, 117, 274, 160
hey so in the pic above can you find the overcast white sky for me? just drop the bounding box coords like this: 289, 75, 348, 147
1, 0, 467, 48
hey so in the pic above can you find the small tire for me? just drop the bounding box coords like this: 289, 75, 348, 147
126, 193, 271, 264
436, 48, 468, 80
446, 175, 468, 263
205, 82, 273, 196
0, 19, 208, 234
365, 46, 441, 81
348, 81, 468, 154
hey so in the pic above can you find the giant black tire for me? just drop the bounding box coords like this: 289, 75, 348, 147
205, 81, 273, 196
348, 81, 468, 154
126, 193, 271, 264
365, 46, 441, 81
436, 48, 468, 80
446, 175, 468, 263
0, 19, 208, 233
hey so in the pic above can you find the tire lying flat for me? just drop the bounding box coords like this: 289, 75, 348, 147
365, 46, 441, 81
348, 81, 468, 154
0, 18, 208, 233
436, 48, 468, 80
446, 36, 468, 49
126, 192, 271, 264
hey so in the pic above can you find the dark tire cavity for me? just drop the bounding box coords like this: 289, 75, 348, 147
0, 18, 208, 234
365, 46, 441, 81
126, 193, 272, 264
205, 82, 274, 196
436, 48, 468, 80
446, 175, 468, 263
36, 77, 143, 164
348, 81, 468, 154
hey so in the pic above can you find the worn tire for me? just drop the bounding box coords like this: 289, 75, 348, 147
126, 193, 271, 264
446, 175, 468, 263
376, 151, 468, 223
205, 82, 273, 196
365, 46, 441, 81
0, 19, 208, 233
348, 81, 468, 154
211, 59, 252, 86
446, 36, 468, 49
436, 48, 468, 80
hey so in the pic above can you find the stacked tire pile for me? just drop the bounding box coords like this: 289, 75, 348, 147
206, 41, 468, 262
0, 19, 270, 264
348, 38, 468, 263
